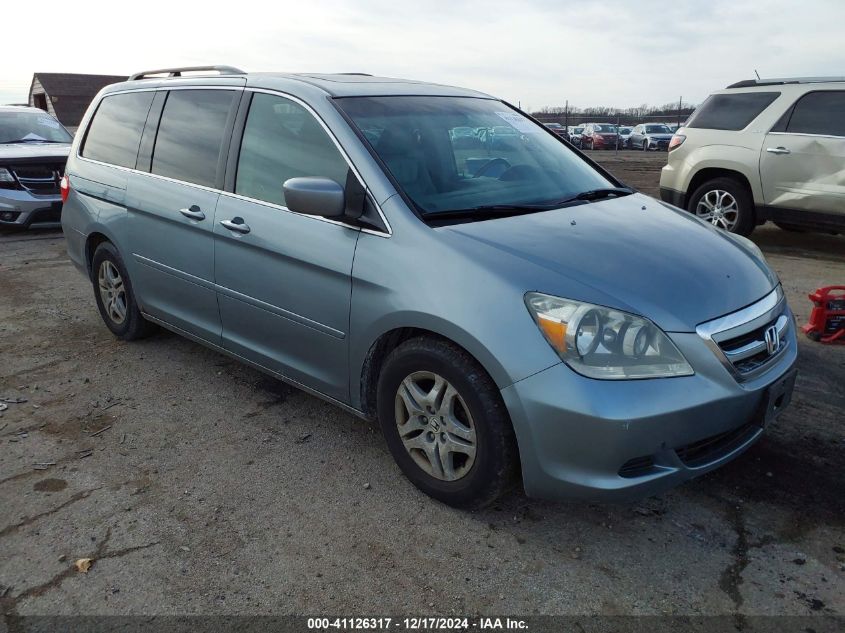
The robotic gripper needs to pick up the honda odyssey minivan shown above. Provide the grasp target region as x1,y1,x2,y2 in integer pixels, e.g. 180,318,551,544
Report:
61,66,798,508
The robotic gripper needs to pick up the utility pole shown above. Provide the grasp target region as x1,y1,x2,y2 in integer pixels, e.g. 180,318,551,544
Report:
677,95,683,128
565,100,569,131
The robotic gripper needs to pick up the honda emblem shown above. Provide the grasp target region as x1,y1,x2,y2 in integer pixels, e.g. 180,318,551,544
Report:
764,325,780,355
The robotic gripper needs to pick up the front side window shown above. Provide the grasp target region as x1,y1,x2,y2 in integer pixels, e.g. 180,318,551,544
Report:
235,93,349,207
686,92,780,131
82,92,154,168
786,91,845,137
336,96,614,217
151,90,235,187
0,110,73,145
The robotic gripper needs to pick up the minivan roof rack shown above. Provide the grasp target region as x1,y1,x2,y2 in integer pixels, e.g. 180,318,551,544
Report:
129,65,246,81
727,76,845,88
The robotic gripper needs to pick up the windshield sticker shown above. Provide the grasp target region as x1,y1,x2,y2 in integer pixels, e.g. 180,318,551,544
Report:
494,111,538,134
39,116,60,129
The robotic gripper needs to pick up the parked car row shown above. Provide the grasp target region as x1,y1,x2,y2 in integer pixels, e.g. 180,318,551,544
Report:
542,121,678,150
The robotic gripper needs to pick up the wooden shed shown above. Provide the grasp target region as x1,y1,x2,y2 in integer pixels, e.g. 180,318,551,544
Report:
28,73,127,131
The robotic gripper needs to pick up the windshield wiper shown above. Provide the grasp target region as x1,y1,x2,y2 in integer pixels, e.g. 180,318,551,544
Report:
423,203,562,222
0,138,56,144
539,187,634,206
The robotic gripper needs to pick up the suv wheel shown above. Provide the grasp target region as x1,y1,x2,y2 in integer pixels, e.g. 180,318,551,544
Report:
688,177,754,236
376,337,519,509
91,242,156,340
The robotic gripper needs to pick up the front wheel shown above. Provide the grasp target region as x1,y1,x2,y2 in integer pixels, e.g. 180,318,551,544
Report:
376,337,519,509
687,177,755,236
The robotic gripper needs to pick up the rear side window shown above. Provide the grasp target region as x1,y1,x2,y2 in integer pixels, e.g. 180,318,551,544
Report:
82,92,155,168
786,91,845,137
686,92,780,131
151,90,235,187
235,93,349,207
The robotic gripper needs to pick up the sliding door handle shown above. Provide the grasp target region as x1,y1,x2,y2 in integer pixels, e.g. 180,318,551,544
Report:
220,218,251,234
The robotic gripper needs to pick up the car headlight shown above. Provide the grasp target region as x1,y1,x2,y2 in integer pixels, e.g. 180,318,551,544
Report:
525,292,694,380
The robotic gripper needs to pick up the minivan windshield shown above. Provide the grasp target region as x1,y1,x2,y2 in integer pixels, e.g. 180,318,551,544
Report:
336,96,618,216
645,125,672,134
0,110,72,144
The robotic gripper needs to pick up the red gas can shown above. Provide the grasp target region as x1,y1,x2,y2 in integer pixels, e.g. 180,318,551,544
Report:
802,286,845,343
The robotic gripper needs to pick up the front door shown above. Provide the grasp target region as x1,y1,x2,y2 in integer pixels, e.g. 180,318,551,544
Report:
760,90,845,217
213,92,360,401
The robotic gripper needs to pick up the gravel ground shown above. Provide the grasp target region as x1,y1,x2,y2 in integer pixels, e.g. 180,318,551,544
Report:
0,151,843,623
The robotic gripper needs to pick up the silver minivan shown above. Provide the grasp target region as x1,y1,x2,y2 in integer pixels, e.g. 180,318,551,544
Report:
61,66,798,508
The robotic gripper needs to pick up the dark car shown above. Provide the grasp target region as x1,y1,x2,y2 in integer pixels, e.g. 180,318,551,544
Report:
580,124,620,150
543,122,569,141
0,106,72,228
628,123,674,151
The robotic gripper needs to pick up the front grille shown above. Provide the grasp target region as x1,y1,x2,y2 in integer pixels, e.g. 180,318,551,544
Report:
9,162,65,195
675,423,758,468
717,313,789,375
697,287,790,381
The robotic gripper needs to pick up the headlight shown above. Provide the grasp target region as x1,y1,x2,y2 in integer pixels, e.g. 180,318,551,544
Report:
0,167,17,189
525,292,694,380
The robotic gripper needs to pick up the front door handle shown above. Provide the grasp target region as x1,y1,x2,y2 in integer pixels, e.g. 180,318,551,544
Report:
766,146,791,155
220,218,251,234
179,205,205,220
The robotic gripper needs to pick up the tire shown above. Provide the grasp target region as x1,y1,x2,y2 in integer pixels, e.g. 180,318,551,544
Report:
376,337,519,509
687,177,755,236
773,221,808,233
91,242,156,340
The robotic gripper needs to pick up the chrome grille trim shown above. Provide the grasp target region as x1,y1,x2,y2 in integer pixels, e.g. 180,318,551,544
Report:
696,286,790,381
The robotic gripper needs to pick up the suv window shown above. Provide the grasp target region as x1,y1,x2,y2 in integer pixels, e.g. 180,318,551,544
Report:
786,91,845,137
235,93,349,207
82,92,155,168
151,90,235,187
686,92,780,131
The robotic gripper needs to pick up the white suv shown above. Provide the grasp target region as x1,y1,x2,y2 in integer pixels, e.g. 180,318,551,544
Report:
660,77,845,235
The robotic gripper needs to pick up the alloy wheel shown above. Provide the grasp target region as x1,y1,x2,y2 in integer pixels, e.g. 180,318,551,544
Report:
98,260,127,325
394,371,477,481
695,189,740,231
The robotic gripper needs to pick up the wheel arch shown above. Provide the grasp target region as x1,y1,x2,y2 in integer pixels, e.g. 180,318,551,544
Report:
84,230,114,280
357,325,510,421
686,167,757,217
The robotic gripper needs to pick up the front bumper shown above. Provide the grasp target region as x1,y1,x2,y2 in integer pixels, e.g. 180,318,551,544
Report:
0,189,63,228
659,187,685,209
502,309,798,502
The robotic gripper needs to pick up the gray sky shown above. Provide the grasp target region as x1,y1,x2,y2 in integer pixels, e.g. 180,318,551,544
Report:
3,0,845,110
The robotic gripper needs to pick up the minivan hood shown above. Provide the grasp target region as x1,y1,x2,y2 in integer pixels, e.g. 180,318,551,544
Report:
443,194,777,332
0,143,71,162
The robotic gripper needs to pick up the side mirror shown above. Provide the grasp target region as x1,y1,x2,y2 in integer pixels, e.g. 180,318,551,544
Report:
283,177,345,218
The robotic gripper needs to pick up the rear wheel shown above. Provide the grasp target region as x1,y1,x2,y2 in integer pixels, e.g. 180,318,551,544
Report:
688,177,755,236
376,337,519,509
91,242,156,340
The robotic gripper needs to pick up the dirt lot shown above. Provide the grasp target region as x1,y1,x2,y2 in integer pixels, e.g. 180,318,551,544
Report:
1,151,843,624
